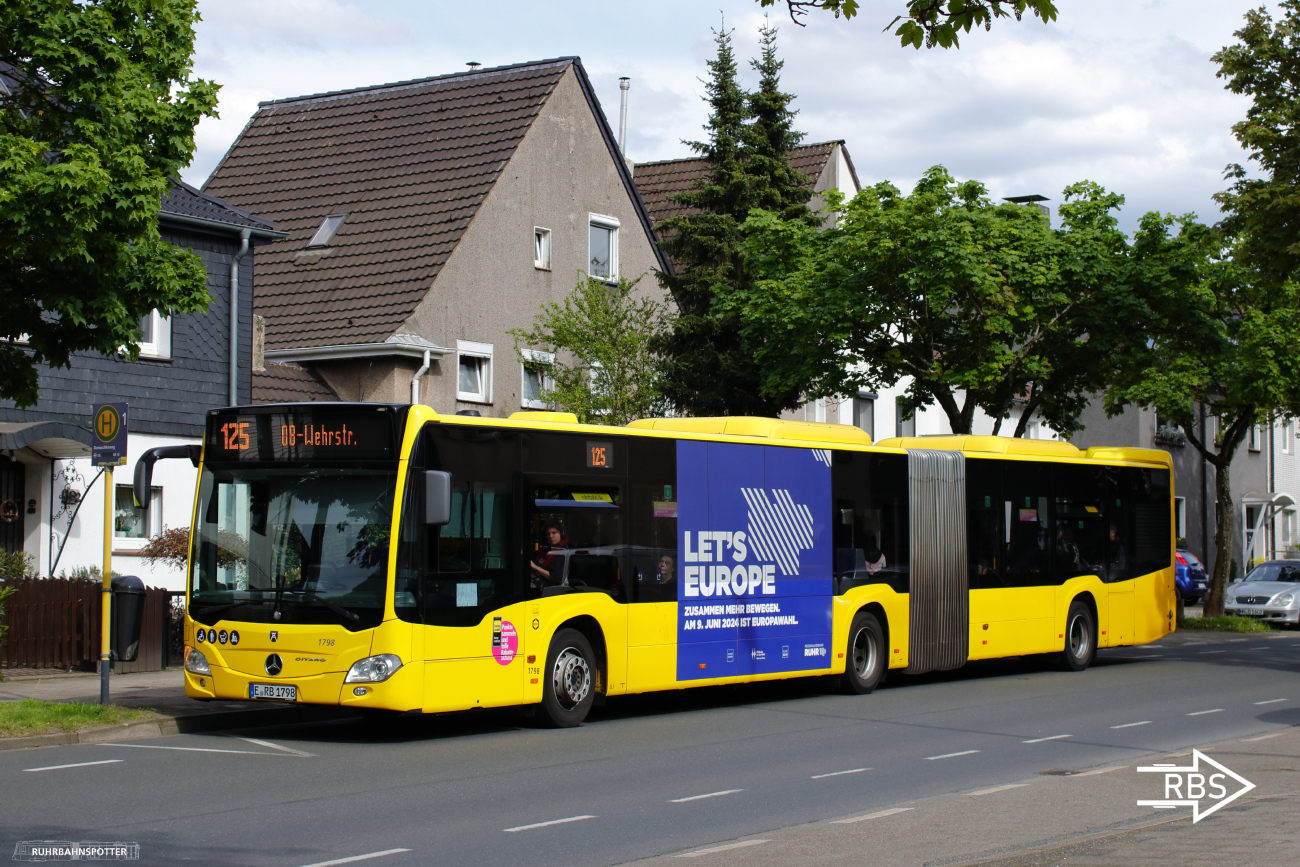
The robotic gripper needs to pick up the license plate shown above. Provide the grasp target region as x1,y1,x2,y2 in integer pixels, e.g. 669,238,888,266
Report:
249,683,297,701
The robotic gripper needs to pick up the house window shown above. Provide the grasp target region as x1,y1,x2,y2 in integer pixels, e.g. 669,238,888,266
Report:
1284,420,1293,454
1175,496,1186,541
456,340,493,404
308,213,347,247
895,398,915,438
1284,509,1296,547
854,394,875,439
115,485,161,541
534,227,552,270
588,213,620,281
520,349,554,408
1248,424,1261,452
137,309,172,359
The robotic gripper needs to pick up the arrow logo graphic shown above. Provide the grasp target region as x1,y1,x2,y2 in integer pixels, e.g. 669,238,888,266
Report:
1136,749,1256,823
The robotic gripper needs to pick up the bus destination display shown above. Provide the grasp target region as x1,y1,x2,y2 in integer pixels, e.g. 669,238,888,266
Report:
206,410,396,462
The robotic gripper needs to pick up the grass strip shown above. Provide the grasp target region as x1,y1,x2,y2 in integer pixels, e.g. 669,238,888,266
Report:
0,698,156,738
1181,615,1279,633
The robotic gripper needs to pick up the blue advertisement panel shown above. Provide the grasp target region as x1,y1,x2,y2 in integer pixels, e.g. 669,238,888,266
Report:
677,441,833,680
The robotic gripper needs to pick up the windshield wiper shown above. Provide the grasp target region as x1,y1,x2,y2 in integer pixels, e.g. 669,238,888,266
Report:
284,589,360,622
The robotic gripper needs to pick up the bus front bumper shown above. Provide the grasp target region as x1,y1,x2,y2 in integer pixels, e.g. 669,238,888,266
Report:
184,660,420,711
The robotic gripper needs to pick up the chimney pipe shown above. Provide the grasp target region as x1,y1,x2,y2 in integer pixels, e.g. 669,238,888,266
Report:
618,77,630,155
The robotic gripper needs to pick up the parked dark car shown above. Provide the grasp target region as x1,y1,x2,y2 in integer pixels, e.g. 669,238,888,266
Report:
1175,549,1209,605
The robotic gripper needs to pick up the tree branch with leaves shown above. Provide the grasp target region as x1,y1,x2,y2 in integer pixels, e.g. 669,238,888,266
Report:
759,0,1057,48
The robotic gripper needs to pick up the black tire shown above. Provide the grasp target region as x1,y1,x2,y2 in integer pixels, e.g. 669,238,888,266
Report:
538,628,597,727
841,611,885,695
1060,599,1096,672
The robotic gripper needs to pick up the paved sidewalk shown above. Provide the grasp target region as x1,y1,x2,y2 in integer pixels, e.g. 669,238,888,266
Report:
618,722,1300,866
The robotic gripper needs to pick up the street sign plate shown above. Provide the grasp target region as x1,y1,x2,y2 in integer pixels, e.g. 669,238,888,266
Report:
92,403,128,466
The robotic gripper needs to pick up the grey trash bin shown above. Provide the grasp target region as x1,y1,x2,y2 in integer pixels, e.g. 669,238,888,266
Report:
111,575,146,663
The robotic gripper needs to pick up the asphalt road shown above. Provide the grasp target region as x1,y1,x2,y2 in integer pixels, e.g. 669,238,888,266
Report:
4,630,1299,867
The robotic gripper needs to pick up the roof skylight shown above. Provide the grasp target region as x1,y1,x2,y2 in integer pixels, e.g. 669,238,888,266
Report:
308,213,347,247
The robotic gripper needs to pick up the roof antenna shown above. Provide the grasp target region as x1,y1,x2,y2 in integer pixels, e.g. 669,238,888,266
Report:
618,78,630,155
466,62,481,71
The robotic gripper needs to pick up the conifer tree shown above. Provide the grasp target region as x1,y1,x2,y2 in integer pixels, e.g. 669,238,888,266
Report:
653,21,812,417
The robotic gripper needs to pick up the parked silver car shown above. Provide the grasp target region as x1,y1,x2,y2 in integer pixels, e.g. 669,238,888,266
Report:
1227,560,1300,626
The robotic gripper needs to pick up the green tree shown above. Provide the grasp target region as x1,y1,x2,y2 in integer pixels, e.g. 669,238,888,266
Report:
511,275,669,427
0,0,219,407
731,167,1135,437
761,1,1058,48
653,21,813,417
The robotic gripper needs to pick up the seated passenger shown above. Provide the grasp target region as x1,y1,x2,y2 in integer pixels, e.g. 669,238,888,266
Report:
530,521,567,587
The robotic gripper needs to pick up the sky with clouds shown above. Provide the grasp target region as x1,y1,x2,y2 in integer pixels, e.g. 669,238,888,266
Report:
184,0,1264,233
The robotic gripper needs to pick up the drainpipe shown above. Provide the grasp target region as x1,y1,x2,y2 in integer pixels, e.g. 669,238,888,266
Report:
229,228,251,407
411,349,431,406
618,78,630,155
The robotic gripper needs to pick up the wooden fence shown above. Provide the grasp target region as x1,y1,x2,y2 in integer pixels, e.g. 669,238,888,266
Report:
0,577,179,672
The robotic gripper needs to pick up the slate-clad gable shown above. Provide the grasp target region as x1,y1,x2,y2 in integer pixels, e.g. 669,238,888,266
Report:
202,60,578,352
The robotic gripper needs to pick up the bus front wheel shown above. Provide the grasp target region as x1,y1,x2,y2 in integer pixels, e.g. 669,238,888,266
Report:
1060,599,1097,672
841,611,885,695
539,628,596,727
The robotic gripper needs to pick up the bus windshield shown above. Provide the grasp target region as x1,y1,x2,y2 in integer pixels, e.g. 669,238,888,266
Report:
189,466,396,630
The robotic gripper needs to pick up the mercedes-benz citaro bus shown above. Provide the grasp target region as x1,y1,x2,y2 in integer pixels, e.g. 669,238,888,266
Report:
136,403,1176,728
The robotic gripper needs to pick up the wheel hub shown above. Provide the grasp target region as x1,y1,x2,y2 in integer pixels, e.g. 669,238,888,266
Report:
552,648,591,710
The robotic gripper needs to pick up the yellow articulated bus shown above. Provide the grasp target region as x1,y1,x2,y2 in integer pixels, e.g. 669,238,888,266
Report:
136,403,1176,727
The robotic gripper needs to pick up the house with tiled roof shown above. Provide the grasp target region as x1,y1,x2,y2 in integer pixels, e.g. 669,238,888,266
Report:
0,181,282,587
202,58,669,413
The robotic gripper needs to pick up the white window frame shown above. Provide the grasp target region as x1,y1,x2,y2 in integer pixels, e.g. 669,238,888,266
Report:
1284,419,1293,454
456,339,494,404
534,227,552,270
114,484,162,550
588,213,620,283
1249,424,1261,452
520,348,554,409
309,213,347,248
1174,496,1186,541
137,309,172,360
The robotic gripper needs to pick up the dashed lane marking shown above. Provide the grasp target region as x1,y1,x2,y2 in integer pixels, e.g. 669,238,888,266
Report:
1254,699,1287,705
1073,766,1126,777
830,807,914,824
1110,721,1152,729
675,840,769,858
670,789,744,803
503,816,596,833
1023,734,1072,743
1200,650,1226,654
967,783,1029,796
924,750,979,760
98,743,289,756
811,768,869,779
23,759,123,773
234,736,316,757
298,850,411,867
1187,709,1225,716
1242,731,1290,742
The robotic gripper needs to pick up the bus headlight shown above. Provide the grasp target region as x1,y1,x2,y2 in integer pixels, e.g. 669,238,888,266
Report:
345,654,403,683
185,648,211,676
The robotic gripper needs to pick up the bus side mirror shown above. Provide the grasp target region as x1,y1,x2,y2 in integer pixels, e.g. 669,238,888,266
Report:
133,445,201,509
425,471,452,525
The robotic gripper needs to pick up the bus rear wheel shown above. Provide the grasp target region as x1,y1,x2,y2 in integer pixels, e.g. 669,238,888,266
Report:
539,628,596,727
841,611,885,695
1060,599,1096,672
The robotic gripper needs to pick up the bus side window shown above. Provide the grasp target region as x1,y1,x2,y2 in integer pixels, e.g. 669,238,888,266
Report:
1051,464,1107,583
966,458,1002,589
1004,460,1052,587
630,437,677,603
1102,467,1132,583
1133,468,1172,576
869,453,909,595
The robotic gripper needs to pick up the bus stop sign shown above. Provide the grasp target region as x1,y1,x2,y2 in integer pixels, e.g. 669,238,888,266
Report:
92,403,128,466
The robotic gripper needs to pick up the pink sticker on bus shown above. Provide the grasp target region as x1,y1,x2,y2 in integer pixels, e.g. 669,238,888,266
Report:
493,620,518,665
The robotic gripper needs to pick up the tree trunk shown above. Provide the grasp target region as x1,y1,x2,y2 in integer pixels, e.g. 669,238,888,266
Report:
1204,458,1236,617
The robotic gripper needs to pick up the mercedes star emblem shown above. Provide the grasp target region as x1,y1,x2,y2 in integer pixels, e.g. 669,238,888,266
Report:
264,653,283,676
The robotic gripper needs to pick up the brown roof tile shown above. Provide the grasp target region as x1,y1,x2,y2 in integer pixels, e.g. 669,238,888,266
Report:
203,60,575,350
252,363,338,403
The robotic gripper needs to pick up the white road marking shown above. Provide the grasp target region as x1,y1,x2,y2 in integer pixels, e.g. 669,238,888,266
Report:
234,736,315,757
1187,709,1225,716
1242,731,1290,742
670,789,744,803
924,750,979,760
23,759,123,773
675,840,769,858
503,815,595,833
98,743,285,755
1200,650,1226,654
967,783,1028,796
831,807,914,824
1022,734,1072,743
1254,699,1287,705
811,768,869,779
298,850,411,867
1110,721,1152,729
1073,766,1126,777
1228,638,1248,642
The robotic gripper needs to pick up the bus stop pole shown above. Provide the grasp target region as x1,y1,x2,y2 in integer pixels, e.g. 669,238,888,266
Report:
100,466,113,705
